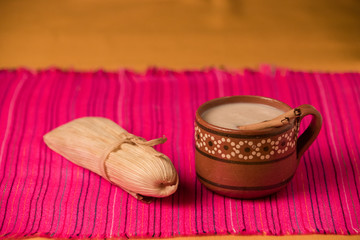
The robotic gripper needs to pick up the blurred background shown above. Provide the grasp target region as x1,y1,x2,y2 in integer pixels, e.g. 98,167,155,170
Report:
0,0,359,71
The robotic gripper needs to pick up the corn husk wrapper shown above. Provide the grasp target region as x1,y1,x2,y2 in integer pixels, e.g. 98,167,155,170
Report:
43,117,179,203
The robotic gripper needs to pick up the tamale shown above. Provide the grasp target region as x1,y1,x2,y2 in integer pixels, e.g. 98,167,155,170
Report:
43,117,179,202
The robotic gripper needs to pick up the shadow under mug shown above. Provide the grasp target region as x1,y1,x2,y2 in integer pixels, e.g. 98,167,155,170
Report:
194,95,322,199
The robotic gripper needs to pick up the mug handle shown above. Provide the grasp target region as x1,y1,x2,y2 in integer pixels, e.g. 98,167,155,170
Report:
295,104,323,159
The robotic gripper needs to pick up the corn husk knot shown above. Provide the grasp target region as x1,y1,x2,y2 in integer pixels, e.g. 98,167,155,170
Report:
43,117,179,203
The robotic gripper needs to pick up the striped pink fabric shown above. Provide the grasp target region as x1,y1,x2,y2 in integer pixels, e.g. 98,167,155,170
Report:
0,67,359,238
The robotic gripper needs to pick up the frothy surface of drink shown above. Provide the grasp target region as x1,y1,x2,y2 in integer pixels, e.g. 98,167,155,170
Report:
202,103,285,129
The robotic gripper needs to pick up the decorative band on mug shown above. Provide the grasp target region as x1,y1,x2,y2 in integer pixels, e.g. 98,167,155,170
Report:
196,172,294,191
195,125,296,161
195,146,296,165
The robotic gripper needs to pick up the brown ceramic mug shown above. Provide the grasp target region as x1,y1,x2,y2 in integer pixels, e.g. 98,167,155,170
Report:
194,96,322,199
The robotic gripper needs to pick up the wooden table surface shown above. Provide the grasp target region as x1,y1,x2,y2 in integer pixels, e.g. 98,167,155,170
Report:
0,0,359,72
1,0,360,239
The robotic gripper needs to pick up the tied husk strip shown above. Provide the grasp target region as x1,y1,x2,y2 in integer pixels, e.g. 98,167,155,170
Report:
43,117,179,202
99,133,167,182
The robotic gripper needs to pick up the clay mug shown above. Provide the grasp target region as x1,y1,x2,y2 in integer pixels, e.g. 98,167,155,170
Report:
194,96,322,199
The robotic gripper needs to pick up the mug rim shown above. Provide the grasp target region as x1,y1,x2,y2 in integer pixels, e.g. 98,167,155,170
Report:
196,95,293,136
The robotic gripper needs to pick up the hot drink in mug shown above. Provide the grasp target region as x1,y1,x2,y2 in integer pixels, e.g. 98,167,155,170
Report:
202,103,285,129
194,96,322,199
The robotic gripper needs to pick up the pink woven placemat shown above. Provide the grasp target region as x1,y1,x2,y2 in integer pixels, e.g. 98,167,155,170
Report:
0,67,359,238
